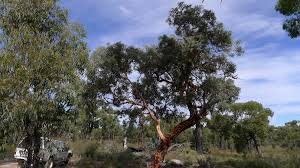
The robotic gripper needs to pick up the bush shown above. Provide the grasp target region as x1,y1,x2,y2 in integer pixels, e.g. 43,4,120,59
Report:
103,151,147,168
91,129,102,140
219,155,300,168
69,140,99,157
223,159,273,168
0,144,15,160
84,142,98,159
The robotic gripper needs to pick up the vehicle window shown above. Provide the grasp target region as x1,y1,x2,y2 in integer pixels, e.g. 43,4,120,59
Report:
53,141,66,149
18,137,51,148
17,138,28,148
47,140,68,151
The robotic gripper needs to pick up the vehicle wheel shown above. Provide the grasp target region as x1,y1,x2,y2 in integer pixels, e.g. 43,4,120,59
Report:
17,160,25,168
62,153,72,167
64,160,69,166
45,158,54,168
65,154,72,164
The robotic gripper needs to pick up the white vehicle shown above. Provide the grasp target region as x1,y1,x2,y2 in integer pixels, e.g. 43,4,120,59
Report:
14,137,72,168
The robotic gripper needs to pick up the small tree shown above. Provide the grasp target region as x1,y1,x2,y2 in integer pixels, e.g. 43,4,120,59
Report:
208,114,235,149
230,101,273,155
275,120,300,149
97,108,124,140
91,2,241,167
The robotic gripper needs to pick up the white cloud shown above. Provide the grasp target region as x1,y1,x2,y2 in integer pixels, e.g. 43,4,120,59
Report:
119,6,131,15
84,0,285,47
199,0,300,125
235,47,300,121
201,0,285,41
90,1,174,46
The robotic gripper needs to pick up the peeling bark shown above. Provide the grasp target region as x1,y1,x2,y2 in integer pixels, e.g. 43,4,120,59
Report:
148,140,171,168
145,103,167,142
148,110,207,168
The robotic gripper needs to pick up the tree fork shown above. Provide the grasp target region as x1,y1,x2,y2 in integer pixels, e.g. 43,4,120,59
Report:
148,111,207,168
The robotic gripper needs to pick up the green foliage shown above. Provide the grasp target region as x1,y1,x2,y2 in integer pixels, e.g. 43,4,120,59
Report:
276,0,300,38
0,144,15,160
207,101,273,154
84,142,99,159
88,3,241,149
0,0,88,166
270,120,300,149
208,114,235,149
224,159,273,168
0,0,88,136
71,139,146,168
221,154,300,168
208,114,234,140
124,115,157,144
77,151,147,168
230,102,273,154
91,108,124,140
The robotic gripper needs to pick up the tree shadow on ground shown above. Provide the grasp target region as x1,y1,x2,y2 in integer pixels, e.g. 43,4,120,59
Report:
74,150,148,168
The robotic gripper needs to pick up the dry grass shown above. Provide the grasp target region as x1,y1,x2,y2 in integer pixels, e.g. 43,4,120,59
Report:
164,145,300,168
8,139,295,168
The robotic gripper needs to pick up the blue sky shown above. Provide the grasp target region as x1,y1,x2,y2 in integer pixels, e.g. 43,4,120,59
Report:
62,0,300,126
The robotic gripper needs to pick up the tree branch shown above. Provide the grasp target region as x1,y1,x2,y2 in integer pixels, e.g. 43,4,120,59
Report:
142,100,167,143
154,72,173,85
168,107,208,141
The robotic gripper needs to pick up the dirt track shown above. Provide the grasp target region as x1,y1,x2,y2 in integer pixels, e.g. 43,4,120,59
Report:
0,160,76,168
0,162,17,168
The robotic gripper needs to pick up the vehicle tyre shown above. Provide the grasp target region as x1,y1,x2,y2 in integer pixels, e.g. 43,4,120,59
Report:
62,153,72,167
45,158,54,168
17,160,26,168
64,160,69,166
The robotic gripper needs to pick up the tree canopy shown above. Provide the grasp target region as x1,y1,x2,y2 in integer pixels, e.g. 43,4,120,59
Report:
230,101,273,155
0,0,88,166
276,0,300,38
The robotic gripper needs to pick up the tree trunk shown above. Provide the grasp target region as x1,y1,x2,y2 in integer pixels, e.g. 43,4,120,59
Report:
219,136,226,150
148,112,207,168
24,130,41,168
148,140,171,168
32,129,41,168
195,122,204,154
25,135,33,168
253,137,262,156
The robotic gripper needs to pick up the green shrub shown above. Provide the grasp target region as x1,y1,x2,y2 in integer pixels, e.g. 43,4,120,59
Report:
219,155,300,168
101,151,147,168
224,159,273,168
91,129,102,140
84,142,98,159
0,144,15,160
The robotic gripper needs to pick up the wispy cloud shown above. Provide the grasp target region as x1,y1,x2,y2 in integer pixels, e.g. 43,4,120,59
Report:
119,6,131,16
235,46,300,125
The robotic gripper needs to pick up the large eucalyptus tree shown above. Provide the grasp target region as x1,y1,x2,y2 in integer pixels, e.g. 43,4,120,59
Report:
90,2,242,167
0,0,88,167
